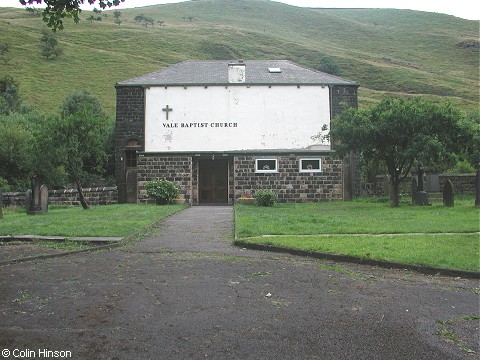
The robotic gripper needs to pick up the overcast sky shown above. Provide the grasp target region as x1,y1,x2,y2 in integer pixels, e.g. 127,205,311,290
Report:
2,0,479,20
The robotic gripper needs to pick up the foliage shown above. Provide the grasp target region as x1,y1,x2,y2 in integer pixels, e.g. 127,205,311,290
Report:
0,43,11,65
20,0,125,31
145,179,179,204
40,30,63,59
254,190,277,207
0,75,21,115
330,96,463,206
446,160,476,174
47,91,110,209
459,110,480,169
318,56,340,76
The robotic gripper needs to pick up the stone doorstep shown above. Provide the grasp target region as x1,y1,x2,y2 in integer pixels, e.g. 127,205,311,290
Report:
0,235,123,244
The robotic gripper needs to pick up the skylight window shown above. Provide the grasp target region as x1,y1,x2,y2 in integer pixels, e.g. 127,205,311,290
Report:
268,67,282,73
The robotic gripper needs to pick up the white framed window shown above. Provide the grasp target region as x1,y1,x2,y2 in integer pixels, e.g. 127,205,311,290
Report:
255,158,278,173
299,158,322,173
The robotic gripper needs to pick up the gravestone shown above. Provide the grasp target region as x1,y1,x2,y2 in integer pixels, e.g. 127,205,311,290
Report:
25,189,32,211
0,190,3,219
411,177,417,204
417,165,424,191
415,165,429,206
26,179,48,215
443,180,454,207
40,185,49,213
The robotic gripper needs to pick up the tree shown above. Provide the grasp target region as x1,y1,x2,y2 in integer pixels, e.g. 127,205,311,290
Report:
20,0,125,31
0,109,65,192
40,30,63,59
49,91,110,209
0,75,21,115
458,110,480,206
113,9,121,25
318,56,340,76
330,96,463,207
0,43,11,65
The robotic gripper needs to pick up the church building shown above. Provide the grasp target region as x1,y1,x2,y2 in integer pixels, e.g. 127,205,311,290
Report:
114,60,359,204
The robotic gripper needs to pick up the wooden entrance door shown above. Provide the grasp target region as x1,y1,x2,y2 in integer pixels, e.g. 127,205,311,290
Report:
199,160,228,204
125,150,138,203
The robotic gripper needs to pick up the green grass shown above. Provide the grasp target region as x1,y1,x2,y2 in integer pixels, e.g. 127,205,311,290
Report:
0,0,478,115
235,197,480,237
0,204,185,237
239,234,479,271
235,197,480,271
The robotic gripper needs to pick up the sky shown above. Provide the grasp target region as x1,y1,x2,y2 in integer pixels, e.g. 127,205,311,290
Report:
2,0,479,20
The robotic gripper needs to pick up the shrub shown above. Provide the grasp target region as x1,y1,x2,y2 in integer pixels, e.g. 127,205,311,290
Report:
254,190,277,207
145,179,179,205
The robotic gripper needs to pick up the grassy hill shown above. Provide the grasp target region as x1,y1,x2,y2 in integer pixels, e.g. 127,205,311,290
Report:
0,0,478,115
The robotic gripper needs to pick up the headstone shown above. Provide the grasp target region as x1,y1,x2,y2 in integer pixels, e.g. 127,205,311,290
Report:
25,189,32,212
443,180,454,207
26,178,48,215
411,177,417,204
417,165,424,191
0,190,3,219
40,185,48,213
426,173,440,192
415,165,429,205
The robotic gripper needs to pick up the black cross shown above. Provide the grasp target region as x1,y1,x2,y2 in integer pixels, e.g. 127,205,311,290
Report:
162,105,173,120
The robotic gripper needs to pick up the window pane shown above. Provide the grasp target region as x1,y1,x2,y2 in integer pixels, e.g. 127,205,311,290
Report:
300,158,321,172
256,159,277,172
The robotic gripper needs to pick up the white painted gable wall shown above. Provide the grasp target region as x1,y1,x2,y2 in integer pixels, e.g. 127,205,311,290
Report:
144,85,331,152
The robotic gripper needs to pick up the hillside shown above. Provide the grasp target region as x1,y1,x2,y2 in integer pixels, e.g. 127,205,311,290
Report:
0,0,478,115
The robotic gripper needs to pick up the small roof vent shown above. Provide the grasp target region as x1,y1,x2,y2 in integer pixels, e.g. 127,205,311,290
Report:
268,67,282,73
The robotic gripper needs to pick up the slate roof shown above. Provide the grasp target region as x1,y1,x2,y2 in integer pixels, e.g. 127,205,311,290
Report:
117,60,357,86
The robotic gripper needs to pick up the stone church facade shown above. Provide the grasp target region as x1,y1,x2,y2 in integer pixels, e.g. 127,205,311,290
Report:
115,60,359,204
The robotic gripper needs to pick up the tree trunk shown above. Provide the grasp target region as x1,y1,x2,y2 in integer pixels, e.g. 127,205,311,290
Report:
75,179,90,210
391,181,400,207
475,166,480,208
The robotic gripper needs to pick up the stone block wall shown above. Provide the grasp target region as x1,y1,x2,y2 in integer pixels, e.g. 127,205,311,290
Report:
233,155,343,202
439,174,476,194
115,86,145,203
2,187,118,207
331,85,358,117
137,155,192,203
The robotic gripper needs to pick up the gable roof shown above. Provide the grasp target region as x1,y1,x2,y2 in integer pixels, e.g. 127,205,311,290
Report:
117,60,357,86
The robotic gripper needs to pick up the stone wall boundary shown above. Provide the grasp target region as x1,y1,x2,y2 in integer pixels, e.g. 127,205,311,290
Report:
2,187,118,207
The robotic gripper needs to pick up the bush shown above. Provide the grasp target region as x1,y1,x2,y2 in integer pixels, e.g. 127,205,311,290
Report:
145,179,179,205
254,190,277,207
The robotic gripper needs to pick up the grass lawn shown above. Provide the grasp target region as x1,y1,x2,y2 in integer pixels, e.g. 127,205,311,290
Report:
235,197,480,272
0,204,186,238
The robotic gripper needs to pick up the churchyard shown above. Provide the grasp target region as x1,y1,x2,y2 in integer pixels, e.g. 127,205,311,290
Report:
1,197,478,272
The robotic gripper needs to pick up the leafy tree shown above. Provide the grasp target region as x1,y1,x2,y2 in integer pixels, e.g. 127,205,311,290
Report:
49,91,110,209
20,0,125,31
458,110,480,206
0,109,65,192
0,113,34,191
40,30,63,59
25,6,41,16
0,43,11,65
330,96,463,207
318,56,340,76
0,75,21,115
113,9,121,25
